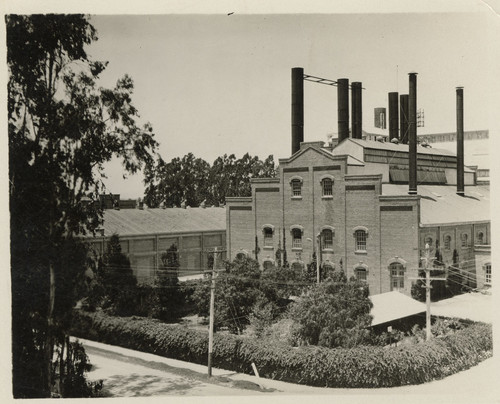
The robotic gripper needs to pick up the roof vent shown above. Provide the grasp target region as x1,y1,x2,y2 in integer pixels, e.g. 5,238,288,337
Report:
390,138,399,144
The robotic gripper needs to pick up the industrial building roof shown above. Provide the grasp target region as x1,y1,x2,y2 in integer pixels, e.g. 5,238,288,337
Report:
100,207,226,237
370,291,426,326
382,184,490,226
348,138,456,157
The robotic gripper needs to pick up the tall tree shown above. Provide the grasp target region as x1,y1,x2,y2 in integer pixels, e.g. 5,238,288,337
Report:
8,14,157,397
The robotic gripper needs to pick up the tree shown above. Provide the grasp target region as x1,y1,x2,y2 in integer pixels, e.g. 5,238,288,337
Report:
153,243,183,321
192,256,265,334
8,15,157,397
97,234,137,315
288,274,373,348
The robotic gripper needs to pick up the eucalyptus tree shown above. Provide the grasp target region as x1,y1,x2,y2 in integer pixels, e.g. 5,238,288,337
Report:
8,14,157,397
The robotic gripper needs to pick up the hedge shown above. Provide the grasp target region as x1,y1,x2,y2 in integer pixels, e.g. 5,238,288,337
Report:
71,310,492,388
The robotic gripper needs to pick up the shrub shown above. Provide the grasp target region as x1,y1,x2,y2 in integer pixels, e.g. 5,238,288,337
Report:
71,310,492,388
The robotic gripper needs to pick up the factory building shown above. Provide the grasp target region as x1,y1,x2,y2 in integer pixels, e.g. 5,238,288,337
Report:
87,201,226,283
226,69,490,296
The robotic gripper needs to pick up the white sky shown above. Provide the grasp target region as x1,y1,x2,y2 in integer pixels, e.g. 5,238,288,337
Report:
3,1,500,199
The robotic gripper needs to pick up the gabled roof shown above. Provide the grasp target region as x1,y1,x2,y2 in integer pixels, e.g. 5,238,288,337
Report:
370,291,426,326
279,142,345,164
382,184,490,226
99,207,226,237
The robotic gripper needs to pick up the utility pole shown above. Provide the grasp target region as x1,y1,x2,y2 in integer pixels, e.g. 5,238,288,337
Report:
208,247,217,377
411,243,446,341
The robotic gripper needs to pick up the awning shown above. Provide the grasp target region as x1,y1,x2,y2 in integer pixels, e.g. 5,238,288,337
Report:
369,291,426,326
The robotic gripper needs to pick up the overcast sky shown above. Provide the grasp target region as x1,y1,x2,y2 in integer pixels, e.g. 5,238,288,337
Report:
5,1,499,198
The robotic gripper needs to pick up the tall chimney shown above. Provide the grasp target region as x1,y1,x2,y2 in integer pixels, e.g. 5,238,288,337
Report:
337,78,349,142
400,94,409,144
408,73,418,195
351,82,362,139
388,92,399,141
456,87,464,196
291,67,304,155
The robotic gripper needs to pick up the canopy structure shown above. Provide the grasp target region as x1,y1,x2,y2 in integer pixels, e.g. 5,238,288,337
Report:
369,291,426,326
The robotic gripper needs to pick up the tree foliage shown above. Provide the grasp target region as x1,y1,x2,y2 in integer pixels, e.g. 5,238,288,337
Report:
144,152,277,207
8,14,157,397
288,273,373,348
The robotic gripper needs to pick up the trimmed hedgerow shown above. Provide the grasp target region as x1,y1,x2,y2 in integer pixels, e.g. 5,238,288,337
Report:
71,310,492,388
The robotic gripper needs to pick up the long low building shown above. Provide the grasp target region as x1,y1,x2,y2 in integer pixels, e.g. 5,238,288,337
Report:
87,205,226,283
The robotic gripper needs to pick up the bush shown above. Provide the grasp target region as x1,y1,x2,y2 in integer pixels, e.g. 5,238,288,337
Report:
71,310,492,388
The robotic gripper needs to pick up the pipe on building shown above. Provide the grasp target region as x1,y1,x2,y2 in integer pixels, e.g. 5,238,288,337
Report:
291,67,304,155
408,73,418,195
337,78,349,142
351,82,362,139
400,94,409,144
388,92,399,141
456,87,465,196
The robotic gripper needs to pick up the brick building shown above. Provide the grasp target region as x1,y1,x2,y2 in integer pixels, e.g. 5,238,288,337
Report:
87,204,226,283
226,140,489,296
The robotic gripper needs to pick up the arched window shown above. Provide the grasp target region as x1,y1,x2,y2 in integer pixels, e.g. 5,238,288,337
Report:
389,262,405,291
263,226,274,247
424,236,433,248
461,233,469,248
263,259,274,271
290,176,303,197
355,267,367,282
291,260,304,271
235,249,249,260
322,228,334,250
477,231,484,245
444,235,452,250
292,228,303,249
322,178,333,196
354,229,367,252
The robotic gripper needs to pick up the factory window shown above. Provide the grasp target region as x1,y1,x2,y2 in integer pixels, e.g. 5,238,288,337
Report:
292,228,303,249
461,233,469,248
477,231,484,245
263,226,274,248
444,235,452,250
291,260,304,271
355,267,367,282
322,178,333,196
389,262,405,291
354,229,367,252
322,229,334,250
484,263,491,285
290,177,303,198
263,259,275,271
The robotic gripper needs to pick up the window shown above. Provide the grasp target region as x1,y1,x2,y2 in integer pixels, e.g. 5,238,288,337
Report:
355,230,367,252
236,250,249,260
477,232,484,245
322,229,333,250
291,179,302,197
322,178,333,196
461,233,469,248
291,261,304,271
444,235,451,250
263,260,274,271
485,263,491,285
263,227,273,247
424,236,433,249
355,267,367,282
389,262,405,291
292,228,302,249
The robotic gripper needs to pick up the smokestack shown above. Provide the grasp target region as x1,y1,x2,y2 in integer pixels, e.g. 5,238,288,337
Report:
291,67,304,155
408,73,418,195
388,92,399,141
337,78,349,142
351,81,363,139
400,94,409,144
456,87,464,196
351,82,362,139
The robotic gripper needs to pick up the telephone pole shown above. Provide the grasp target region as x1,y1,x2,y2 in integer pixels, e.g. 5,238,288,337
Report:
207,247,217,377
412,243,446,341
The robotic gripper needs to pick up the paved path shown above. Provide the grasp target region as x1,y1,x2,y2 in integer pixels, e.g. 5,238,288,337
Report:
79,338,499,401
